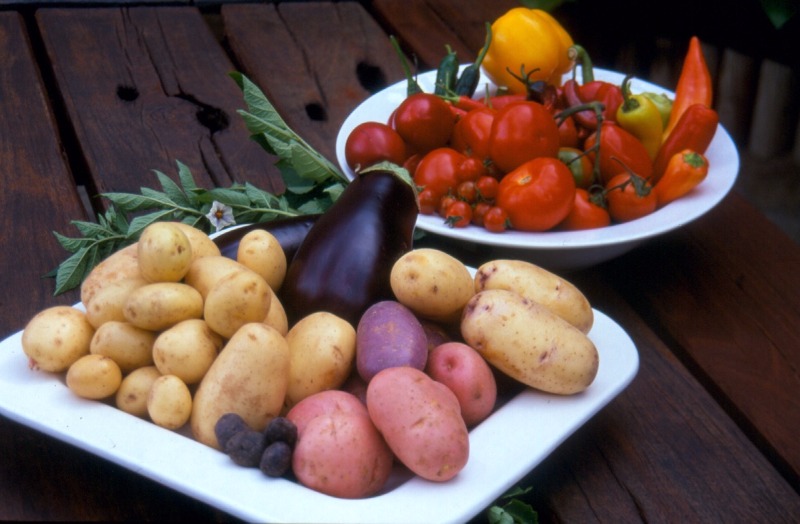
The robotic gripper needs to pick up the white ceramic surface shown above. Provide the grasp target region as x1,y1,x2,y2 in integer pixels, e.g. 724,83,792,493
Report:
0,304,638,523
335,68,739,271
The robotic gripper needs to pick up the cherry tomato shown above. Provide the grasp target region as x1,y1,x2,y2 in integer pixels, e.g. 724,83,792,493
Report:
605,173,657,222
450,106,495,161
438,194,458,217
344,121,407,172
456,181,478,203
475,175,499,201
483,206,510,233
496,157,576,231
558,188,611,230
456,156,487,182
393,93,455,154
472,201,492,227
444,200,473,228
558,114,580,148
418,188,440,215
558,147,596,189
488,101,560,174
413,148,467,201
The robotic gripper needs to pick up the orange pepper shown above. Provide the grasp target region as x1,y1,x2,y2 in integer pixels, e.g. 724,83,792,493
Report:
654,149,709,207
663,36,713,140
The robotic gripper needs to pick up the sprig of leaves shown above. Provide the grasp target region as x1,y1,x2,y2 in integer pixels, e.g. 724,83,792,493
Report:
50,73,351,296
487,486,539,524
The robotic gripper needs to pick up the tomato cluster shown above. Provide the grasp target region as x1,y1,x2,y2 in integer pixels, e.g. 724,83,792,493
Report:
343,86,687,233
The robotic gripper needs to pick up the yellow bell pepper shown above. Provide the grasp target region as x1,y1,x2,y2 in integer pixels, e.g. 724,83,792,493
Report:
482,8,574,95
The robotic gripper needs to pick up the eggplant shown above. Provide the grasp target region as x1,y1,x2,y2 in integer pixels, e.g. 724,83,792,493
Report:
279,168,418,326
212,214,320,262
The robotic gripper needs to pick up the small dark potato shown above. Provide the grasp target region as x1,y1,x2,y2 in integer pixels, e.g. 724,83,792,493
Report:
214,413,249,451
260,441,293,477
225,429,267,467
264,416,298,448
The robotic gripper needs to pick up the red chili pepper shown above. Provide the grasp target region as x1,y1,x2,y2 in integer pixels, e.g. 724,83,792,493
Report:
654,149,709,207
584,121,653,185
561,45,623,130
651,103,718,184
663,36,713,139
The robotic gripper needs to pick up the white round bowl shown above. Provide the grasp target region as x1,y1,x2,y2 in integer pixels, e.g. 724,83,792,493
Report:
335,68,739,271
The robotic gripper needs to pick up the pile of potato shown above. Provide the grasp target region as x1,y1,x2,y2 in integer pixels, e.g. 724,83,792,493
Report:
20,221,599,499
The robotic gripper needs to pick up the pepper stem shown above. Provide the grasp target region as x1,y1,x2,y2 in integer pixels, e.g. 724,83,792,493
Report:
568,44,595,84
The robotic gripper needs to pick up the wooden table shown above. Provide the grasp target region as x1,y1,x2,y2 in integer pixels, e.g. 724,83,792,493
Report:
1,1,798,521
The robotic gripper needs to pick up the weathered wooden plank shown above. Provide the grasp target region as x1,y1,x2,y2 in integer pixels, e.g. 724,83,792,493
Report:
0,12,83,336
36,7,283,199
222,1,406,163
596,192,800,489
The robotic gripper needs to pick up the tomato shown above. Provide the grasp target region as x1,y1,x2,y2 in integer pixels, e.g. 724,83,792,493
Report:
456,181,478,203
413,148,466,200
418,188,440,215
558,147,595,189
483,206,510,233
444,200,472,228
393,93,455,154
558,114,580,148
344,121,407,172
450,106,495,161
402,153,422,177
472,201,492,227
488,101,560,174
558,188,611,230
605,173,657,223
456,156,487,182
496,157,576,231
437,194,458,217
475,175,499,201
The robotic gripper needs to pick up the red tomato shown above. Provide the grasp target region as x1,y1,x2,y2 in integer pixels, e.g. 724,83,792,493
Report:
450,106,495,161
605,173,657,222
558,188,611,230
558,115,580,148
344,121,407,172
584,121,653,185
418,188,440,215
496,157,576,231
413,148,467,201
393,93,455,153
471,201,492,227
444,200,473,228
475,175,499,201
456,181,478,203
483,206,510,233
488,101,560,174
456,156,487,182
558,147,596,189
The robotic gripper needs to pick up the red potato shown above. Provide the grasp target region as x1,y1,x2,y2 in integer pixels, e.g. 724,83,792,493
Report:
426,342,497,427
286,390,393,499
356,301,428,382
367,367,469,482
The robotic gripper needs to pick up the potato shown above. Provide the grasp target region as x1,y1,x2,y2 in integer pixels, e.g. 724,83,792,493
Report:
236,229,287,291
355,300,428,382
263,287,289,336
284,312,356,409
152,319,222,384
287,390,393,499
474,259,593,334
116,365,161,417
183,255,243,299
123,282,204,331
426,342,497,427
191,323,290,449
147,374,193,430
66,354,122,399
171,222,221,260
390,248,474,323
203,269,272,339
81,243,141,306
89,320,156,373
137,222,193,283
85,275,148,329
366,366,469,482
22,306,94,373
461,289,599,395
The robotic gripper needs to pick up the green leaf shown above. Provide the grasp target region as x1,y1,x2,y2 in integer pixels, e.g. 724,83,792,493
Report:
155,170,191,207
52,232,94,253
72,219,113,238
205,187,251,207
176,160,198,192
127,209,180,238
102,192,162,212
53,247,96,296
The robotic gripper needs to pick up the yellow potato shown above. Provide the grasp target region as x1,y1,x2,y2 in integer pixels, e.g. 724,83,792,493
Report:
137,222,193,283
191,323,290,449
236,229,287,291
203,269,272,339
152,319,223,384
66,354,122,399
263,287,289,336
84,276,149,329
475,259,593,333
22,306,94,373
123,282,203,331
171,222,221,260
183,255,244,299
116,365,162,417
89,320,156,374
390,248,475,323
284,312,356,409
461,289,599,395
147,374,193,430
80,243,141,306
